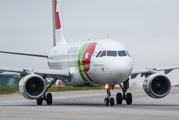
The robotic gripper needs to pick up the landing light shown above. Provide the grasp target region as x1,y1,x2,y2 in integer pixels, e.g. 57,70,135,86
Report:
105,84,109,89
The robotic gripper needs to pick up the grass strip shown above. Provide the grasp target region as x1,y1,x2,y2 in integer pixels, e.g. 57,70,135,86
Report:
0,85,18,94
47,86,103,92
0,86,103,94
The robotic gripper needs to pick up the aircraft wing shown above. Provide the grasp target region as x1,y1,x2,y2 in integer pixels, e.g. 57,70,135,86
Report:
0,67,70,80
131,65,179,79
0,51,48,58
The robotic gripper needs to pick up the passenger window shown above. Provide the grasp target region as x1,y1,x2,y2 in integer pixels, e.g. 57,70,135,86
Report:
118,51,127,57
96,51,102,57
107,51,117,56
100,51,106,57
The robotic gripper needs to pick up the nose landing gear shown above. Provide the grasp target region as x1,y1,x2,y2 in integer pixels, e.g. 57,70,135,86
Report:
104,84,115,106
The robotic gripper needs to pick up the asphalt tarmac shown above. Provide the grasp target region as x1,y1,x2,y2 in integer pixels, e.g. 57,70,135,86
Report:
0,87,179,120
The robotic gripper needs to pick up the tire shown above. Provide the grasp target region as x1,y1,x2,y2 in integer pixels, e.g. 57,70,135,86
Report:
36,97,43,105
126,93,132,105
47,93,52,105
116,93,123,104
110,98,114,106
104,98,109,106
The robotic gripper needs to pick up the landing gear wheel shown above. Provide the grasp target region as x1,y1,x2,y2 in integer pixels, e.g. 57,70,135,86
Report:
47,93,52,105
110,98,114,106
116,93,123,104
36,97,43,105
126,93,132,105
104,98,109,106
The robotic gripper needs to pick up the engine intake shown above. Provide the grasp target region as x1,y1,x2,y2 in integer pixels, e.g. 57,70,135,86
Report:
143,73,171,98
19,74,46,99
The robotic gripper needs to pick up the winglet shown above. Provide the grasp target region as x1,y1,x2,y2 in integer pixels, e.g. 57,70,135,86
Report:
52,0,66,46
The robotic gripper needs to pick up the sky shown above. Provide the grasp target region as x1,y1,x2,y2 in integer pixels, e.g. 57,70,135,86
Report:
0,0,179,86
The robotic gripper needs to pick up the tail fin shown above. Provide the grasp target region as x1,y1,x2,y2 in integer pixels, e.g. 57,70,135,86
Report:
52,0,66,46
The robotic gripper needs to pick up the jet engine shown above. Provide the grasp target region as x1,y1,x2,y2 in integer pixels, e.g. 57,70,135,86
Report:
19,74,46,99
143,73,171,98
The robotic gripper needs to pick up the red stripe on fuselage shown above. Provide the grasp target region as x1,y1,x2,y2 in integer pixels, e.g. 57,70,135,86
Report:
83,42,97,81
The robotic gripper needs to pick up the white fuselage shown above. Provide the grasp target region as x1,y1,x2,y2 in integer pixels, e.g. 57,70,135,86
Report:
48,39,133,87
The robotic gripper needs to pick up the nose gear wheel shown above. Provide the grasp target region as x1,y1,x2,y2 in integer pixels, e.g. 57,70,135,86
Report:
104,84,115,106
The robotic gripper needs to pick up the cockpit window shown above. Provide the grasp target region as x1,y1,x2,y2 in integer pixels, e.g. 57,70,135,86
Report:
118,51,127,57
126,51,131,57
96,50,130,57
96,51,102,57
100,51,106,57
107,51,117,56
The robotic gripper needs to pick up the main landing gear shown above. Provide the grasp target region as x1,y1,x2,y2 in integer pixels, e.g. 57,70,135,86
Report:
116,80,132,105
104,79,132,106
36,78,57,105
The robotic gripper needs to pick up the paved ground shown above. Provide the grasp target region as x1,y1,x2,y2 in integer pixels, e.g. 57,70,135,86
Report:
0,87,179,120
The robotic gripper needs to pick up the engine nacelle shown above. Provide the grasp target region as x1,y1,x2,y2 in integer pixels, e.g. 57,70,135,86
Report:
143,73,171,98
19,74,46,100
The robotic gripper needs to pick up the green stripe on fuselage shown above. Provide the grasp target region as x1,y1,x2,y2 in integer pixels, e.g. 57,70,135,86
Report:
77,43,90,81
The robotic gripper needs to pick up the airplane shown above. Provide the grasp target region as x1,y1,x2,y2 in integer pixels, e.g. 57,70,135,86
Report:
0,0,179,106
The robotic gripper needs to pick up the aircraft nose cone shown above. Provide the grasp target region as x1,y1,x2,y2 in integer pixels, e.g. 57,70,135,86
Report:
103,58,133,84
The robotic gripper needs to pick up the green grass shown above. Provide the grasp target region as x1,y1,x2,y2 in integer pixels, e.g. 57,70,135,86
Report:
0,85,103,95
0,85,18,95
47,86,103,92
